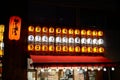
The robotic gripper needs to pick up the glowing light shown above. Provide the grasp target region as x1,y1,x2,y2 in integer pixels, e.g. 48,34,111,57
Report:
87,38,92,44
49,36,54,43
35,26,41,32
42,27,48,33
75,29,80,35
103,68,107,71
93,47,98,53
56,37,61,43
0,24,5,32
92,30,97,36
28,44,34,51
49,27,54,33
98,39,104,45
75,46,80,52
93,38,98,45
99,47,104,53
62,37,68,43
42,45,48,51
69,37,74,43
35,35,41,42
81,38,87,44
87,30,92,36
28,26,34,32
35,45,41,51
62,28,67,34
87,47,92,53
28,35,34,41
62,46,68,52
75,37,80,44
56,28,61,34
69,46,74,52
81,30,86,36
42,36,48,42
56,46,61,52
49,45,54,51
81,46,87,53
111,67,115,71
69,28,74,34
98,31,103,36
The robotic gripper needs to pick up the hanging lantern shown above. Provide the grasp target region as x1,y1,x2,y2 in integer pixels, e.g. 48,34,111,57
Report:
49,27,54,33
92,30,98,37
87,30,92,36
35,26,41,32
62,28,67,34
69,28,74,35
81,29,86,36
56,28,61,34
8,16,21,40
98,31,103,37
75,46,80,52
62,46,68,52
28,44,34,51
75,29,80,35
49,45,54,52
28,26,34,32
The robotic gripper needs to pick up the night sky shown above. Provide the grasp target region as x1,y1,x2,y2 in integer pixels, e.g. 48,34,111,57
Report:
0,0,120,61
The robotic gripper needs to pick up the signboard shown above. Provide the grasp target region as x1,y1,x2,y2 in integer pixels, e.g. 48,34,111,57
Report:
8,16,21,40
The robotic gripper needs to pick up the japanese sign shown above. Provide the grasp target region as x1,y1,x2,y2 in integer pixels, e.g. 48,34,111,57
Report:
8,16,21,40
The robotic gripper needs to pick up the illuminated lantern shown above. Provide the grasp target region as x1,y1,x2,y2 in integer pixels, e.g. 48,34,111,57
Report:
0,24,5,32
42,27,48,33
49,27,54,33
93,38,98,45
35,45,41,51
87,47,93,53
62,37,68,43
87,30,92,36
75,37,80,44
93,47,98,53
8,16,21,40
69,37,74,43
56,37,61,43
28,35,34,42
56,28,61,34
0,33,3,41
75,46,80,52
28,26,34,32
69,46,74,52
92,30,98,37
42,45,48,51
63,46,68,52
99,47,104,53
49,45,54,51
98,31,103,36
35,26,41,32
62,28,67,34
28,44,34,51
81,46,87,53
87,38,92,44
0,50,3,56
81,30,86,36
98,39,104,45
56,46,61,52
42,36,48,42
81,38,87,44
69,28,74,35
75,29,80,35
49,36,55,43
35,35,41,42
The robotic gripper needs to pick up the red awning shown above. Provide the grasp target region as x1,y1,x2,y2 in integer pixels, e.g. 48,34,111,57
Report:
30,55,112,63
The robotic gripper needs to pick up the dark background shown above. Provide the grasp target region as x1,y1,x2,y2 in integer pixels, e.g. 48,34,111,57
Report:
0,0,120,61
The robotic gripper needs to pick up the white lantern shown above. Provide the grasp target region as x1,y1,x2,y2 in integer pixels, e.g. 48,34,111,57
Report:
56,37,61,43
62,37,68,43
87,38,92,44
35,35,41,42
75,37,80,44
98,39,104,45
49,36,55,43
42,36,48,42
28,35,34,42
93,38,98,45
69,37,74,43
81,38,87,44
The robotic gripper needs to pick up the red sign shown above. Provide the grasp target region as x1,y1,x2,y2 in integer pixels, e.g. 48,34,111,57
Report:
8,16,21,40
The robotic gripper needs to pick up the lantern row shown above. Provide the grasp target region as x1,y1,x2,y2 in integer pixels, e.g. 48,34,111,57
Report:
27,44,104,53
28,35,104,45
28,26,104,37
